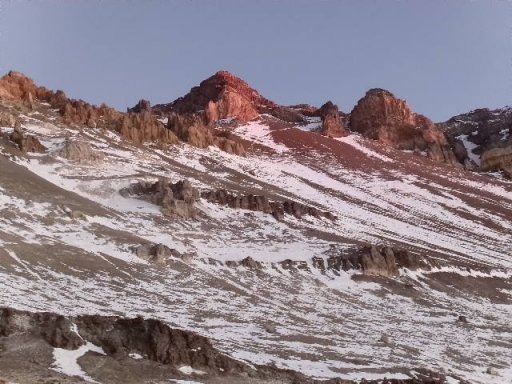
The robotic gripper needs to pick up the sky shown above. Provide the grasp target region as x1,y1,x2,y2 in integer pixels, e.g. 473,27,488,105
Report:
0,0,510,121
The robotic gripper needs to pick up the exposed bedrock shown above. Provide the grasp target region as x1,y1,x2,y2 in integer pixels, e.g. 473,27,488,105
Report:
0,111,17,128
318,101,349,138
350,89,460,166
440,107,512,176
54,138,104,162
0,307,454,384
201,189,336,221
480,145,512,177
120,178,200,218
7,126,47,153
320,245,432,277
227,246,433,278
153,70,276,124
132,243,182,264
167,112,245,155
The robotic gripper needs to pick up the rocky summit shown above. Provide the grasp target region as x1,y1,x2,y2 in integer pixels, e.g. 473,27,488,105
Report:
0,70,511,384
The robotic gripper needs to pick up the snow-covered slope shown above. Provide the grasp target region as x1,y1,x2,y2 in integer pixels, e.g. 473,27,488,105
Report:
0,107,511,383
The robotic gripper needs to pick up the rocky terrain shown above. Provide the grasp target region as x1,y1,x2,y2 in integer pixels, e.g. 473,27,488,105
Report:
0,70,511,384
439,107,512,177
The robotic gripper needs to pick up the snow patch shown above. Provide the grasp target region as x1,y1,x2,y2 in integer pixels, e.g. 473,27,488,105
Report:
178,366,207,375
52,342,105,383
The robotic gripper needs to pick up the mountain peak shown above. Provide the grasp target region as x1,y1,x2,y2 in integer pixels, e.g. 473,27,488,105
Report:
153,70,276,123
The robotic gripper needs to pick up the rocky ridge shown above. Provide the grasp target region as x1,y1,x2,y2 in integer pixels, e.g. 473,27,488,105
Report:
440,107,512,176
201,189,336,221
0,307,455,384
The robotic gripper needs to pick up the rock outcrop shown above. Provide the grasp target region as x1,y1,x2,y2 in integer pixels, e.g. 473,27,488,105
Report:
8,126,47,153
0,71,181,146
441,107,512,177
0,307,84,349
318,101,348,138
55,139,104,162
0,112,16,128
120,178,200,218
60,100,180,146
127,98,151,114
227,246,432,278
311,246,432,277
153,71,277,125
0,307,446,383
201,189,336,221
480,146,512,177
350,89,460,166
0,71,49,104
167,113,245,155
132,243,182,264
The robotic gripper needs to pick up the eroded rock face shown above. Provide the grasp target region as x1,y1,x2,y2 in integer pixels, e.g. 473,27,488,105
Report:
480,146,512,177
318,101,348,138
154,71,277,125
55,139,104,162
9,127,47,153
441,107,512,177
0,307,83,349
350,89,459,165
0,112,16,128
167,113,245,155
227,245,433,278
132,243,182,264
127,99,151,114
60,100,180,146
0,307,446,384
120,178,200,218
0,71,49,104
343,245,432,277
201,189,336,221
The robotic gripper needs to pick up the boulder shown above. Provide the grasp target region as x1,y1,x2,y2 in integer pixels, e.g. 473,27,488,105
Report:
133,243,180,264
55,139,104,162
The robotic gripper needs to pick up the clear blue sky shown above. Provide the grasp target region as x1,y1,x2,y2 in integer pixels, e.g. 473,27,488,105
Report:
0,0,510,121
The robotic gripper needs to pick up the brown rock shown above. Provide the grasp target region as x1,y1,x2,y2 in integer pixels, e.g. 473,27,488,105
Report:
121,178,199,219
240,256,262,270
481,145,512,177
318,101,348,138
128,99,151,114
154,71,277,124
0,307,84,350
202,189,335,221
0,112,16,127
9,127,47,153
133,243,180,264
324,246,431,277
167,112,245,155
350,89,460,166
55,139,104,162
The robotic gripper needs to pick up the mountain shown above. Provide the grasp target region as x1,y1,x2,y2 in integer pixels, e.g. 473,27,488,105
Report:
0,70,511,384
440,107,512,177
